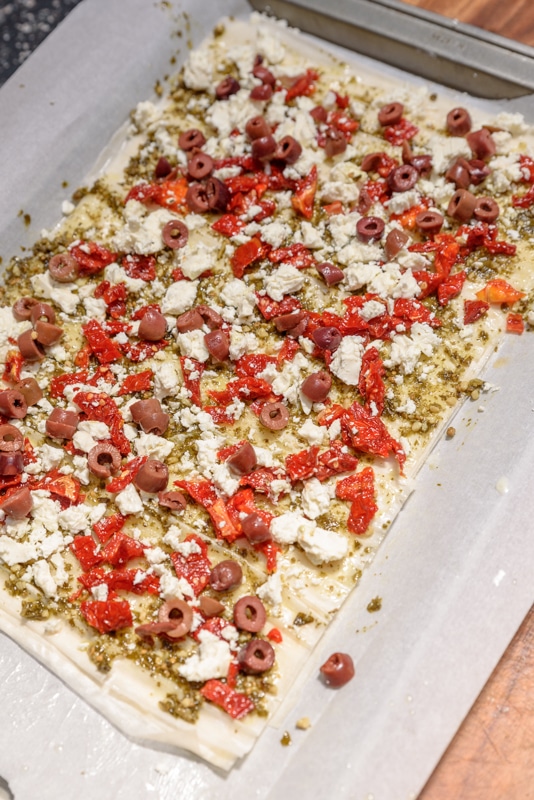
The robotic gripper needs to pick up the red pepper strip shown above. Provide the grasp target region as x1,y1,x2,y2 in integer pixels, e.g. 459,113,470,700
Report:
518,154,534,182
33,470,81,505
276,337,300,366
383,118,419,145
464,299,489,325
122,253,156,281
200,679,255,720
170,534,211,595
475,278,526,305
358,180,390,210
80,599,133,634
211,214,245,237
49,371,89,399
323,201,344,216
71,536,103,571
506,313,525,334
255,540,279,573
78,567,160,596
268,243,315,269
118,370,153,396
255,295,302,321
327,109,359,136
2,351,23,383
94,281,128,319
336,466,378,535
106,457,147,494
174,479,217,508
207,377,273,406
437,271,466,307
458,223,517,257
286,446,319,482
267,627,283,643
226,661,240,690
70,241,117,276
217,441,247,462
74,391,130,456
225,173,268,196
239,467,285,496
393,298,441,329
100,532,146,568
314,441,359,482
512,184,534,208
82,319,122,364
231,236,267,278
434,236,460,278
121,340,168,362
131,304,161,321
358,347,386,415
207,498,241,542
179,356,204,407
291,164,317,220
234,353,277,376
285,68,319,102
338,402,406,471
125,176,188,210
389,200,430,231
93,513,127,543
226,488,274,533
74,344,91,369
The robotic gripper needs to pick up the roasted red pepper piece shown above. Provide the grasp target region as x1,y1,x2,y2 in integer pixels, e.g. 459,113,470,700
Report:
93,513,127,543
125,176,188,210
106,569,160,595
314,440,359,482
80,599,133,634
239,467,285,496
475,278,526,305
506,313,525,334
336,466,378,535
70,241,117,276
202,406,236,425
464,299,489,324
82,319,123,364
211,213,245,237
331,402,406,470
255,295,302,321
74,391,130,455
122,253,156,281
94,280,128,319
200,679,255,720
267,627,283,643
174,479,217,508
170,534,211,595
284,68,319,102
106,456,146,493
2,351,23,384
268,243,315,269
276,337,300,366
383,118,419,145
71,536,103,571
179,356,204,407
437,271,467,306
34,470,81,505
358,346,386,415
49,371,89,399
207,377,273,406
118,370,153,396
255,540,279,573
121,340,168,362
207,498,241,542
291,165,317,220
100,532,146,568
393,298,441,329
286,446,319,482
231,236,267,278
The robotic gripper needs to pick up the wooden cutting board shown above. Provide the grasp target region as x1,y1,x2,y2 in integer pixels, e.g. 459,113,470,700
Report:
400,5,534,798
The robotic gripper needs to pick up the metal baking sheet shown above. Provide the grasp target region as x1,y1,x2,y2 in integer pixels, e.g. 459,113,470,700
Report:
0,1,533,798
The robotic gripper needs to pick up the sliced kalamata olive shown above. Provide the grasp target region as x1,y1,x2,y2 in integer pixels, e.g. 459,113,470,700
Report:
196,305,224,330
34,320,63,347
158,597,193,638
324,129,347,158
301,371,332,403
0,452,24,476
233,595,266,633
12,297,38,321
311,326,342,352
48,252,79,282
130,397,161,423
216,76,240,100
287,317,307,338
415,210,444,236
0,486,33,519
138,308,167,341
273,311,307,333
18,329,45,362
205,177,230,212
446,107,472,136
0,390,27,419
45,408,79,439
447,188,477,222
178,128,206,151
135,621,177,640
378,101,404,126
14,377,42,406
251,135,277,162
316,261,344,285
199,595,225,617
241,512,272,544
467,159,491,185
158,490,187,511
210,559,243,592
410,154,433,177
274,135,302,165
154,156,173,179
360,152,383,173
176,308,204,333
310,105,327,123
88,442,122,479
204,329,230,361
466,128,496,160
250,84,273,101
162,219,189,249
388,164,418,192
384,228,410,259
185,183,210,214
474,196,500,223
356,216,385,243
245,115,271,140
319,652,355,687
227,442,257,476
252,63,276,86
139,412,170,436
134,459,169,493
259,402,289,431
445,158,471,189
188,152,214,180
238,638,275,674
0,424,24,452
30,302,56,325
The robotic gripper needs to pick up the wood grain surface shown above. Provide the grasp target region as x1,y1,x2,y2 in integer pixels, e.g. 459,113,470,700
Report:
401,0,534,47
399,3,534,798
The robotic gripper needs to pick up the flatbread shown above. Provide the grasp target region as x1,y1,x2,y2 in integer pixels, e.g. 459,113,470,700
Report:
0,15,533,770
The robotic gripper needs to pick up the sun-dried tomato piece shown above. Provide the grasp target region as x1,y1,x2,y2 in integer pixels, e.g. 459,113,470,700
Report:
70,241,117,276
256,295,302,321
34,470,81,505
100,532,146,568
358,347,386,415
93,513,127,543
336,466,378,535
174,479,217,508
234,353,277,376
179,356,204,406
276,338,300,366
121,340,168,362
106,457,146,493
170,534,211,595
71,536,103,571
231,237,267,278
80,599,132,634
118,370,153,396
107,569,160,595
239,467,284,496
200,679,255,719
342,402,405,470
74,391,130,455
211,213,245,237
207,377,273,406
383,118,419,145
122,254,156,281
94,280,128,319
286,447,320,482
464,299,489,324
207,498,241,542
82,320,122,364
314,441,359,482
268,243,315,269
437,271,467,306
393,298,441,328
506,313,525,334
284,68,319,102
126,176,188,210
291,165,317,220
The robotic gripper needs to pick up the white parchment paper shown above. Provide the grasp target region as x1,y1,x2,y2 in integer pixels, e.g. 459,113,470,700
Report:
0,1,533,798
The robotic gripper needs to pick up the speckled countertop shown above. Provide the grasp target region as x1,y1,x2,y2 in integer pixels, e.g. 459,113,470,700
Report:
0,0,83,85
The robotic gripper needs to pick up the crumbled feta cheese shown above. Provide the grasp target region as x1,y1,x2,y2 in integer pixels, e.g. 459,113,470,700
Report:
114,483,144,515
178,630,233,681
264,264,305,301
161,280,199,315
329,335,365,386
